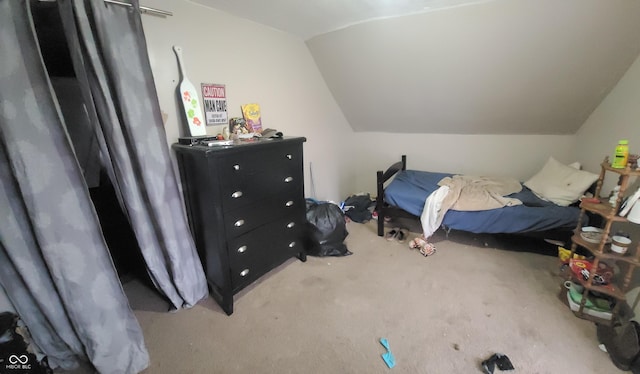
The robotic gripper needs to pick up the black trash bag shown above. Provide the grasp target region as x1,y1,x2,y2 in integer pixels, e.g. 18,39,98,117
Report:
343,193,375,223
598,321,640,373
305,201,352,257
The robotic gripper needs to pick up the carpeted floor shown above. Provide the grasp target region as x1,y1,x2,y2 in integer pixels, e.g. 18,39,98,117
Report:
118,219,623,373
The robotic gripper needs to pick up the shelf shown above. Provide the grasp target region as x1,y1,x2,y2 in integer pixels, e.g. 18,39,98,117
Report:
579,200,628,222
569,309,614,326
571,234,640,265
601,161,640,177
562,156,640,326
565,271,626,300
557,288,615,326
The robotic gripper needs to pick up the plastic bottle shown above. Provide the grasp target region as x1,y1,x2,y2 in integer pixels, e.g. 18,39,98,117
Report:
612,139,629,169
609,185,620,205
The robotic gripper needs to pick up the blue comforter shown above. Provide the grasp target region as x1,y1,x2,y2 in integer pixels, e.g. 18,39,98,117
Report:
384,170,581,233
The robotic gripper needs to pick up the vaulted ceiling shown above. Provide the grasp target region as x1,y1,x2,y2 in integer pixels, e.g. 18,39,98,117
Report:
193,0,640,134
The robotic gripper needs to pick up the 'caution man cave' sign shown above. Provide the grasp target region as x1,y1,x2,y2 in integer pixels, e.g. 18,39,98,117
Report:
201,83,228,125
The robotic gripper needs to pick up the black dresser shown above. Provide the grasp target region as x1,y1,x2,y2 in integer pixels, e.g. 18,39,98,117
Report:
172,136,307,315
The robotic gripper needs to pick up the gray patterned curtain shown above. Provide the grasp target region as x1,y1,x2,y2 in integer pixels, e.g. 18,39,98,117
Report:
0,1,148,372
1,0,208,372
57,0,208,310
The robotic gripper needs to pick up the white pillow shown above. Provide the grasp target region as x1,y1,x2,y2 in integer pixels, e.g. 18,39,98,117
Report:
524,157,599,206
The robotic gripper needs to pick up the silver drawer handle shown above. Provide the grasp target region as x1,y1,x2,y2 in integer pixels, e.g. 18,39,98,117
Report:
286,222,295,229
289,242,296,248
240,269,249,277
284,176,293,183
234,219,245,227
237,245,247,253
233,164,240,171
285,200,294,207
231,191,243,198
286,154,292,160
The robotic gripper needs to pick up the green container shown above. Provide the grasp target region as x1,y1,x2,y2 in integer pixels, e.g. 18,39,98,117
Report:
612,139,629,169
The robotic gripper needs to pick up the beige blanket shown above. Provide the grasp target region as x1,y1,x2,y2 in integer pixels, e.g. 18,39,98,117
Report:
438,175,523,212
420,175,524,239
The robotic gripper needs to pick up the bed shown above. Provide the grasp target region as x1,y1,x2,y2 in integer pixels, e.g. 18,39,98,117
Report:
375,155,598,239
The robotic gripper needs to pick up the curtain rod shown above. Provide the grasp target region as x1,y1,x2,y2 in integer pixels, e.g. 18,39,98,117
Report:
39,0,172,17
104,0,172,16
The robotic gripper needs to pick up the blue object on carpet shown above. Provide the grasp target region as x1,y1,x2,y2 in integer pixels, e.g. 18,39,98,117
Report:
380,338,396,368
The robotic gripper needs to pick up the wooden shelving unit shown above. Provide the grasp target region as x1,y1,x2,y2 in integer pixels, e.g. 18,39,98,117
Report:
563,156,640,325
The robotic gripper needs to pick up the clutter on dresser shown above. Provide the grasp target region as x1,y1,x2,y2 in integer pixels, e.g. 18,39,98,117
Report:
177,135,232,146
177,129,285,148
229,117,250,137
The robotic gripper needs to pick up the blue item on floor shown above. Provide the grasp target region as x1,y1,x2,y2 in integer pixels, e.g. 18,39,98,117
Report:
380,338,396,368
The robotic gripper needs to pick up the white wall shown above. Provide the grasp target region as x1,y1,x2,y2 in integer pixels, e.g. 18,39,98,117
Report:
575,54,640,194
140,0,635,204
139,1,585,202
347,133,578,194
141,0,354,202
307,0,640,136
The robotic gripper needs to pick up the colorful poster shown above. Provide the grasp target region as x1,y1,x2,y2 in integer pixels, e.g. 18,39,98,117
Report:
241,103,263,133
201,83,228,125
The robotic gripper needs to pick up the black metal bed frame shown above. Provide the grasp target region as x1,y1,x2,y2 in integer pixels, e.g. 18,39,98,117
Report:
375,155,420,236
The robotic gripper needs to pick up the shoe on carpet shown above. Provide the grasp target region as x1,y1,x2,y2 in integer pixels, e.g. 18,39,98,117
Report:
385,228,400,241
396,229,407,244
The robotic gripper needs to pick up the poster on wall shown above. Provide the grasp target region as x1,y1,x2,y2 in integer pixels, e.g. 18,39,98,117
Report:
201,83,228,125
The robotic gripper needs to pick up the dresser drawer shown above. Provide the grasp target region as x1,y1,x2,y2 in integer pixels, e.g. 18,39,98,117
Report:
220,169,301,212
228,217,303,290
223,189,304,238
217,143,302,178
217,144,302,211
